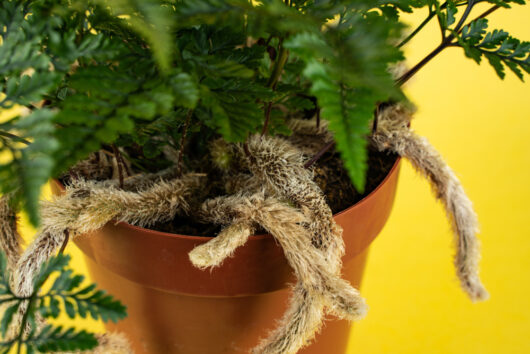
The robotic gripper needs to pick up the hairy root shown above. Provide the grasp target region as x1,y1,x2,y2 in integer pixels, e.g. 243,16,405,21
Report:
5,173,204,353
193,189,366,353
287,118,333,156
373,104,488,301
189,221,254,269
251,284,324,354
90,332,132,354
238,135,344,271
0,196,23,271
1,105,489,354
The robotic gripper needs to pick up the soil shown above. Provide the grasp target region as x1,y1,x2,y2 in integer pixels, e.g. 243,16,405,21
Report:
315,145,398,214
62,142,398,237
151,144,398,236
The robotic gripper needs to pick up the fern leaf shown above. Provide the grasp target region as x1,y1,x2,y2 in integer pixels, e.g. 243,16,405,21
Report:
457,19,530,81
28,325,98,353
0,110,58,226
96,0,175,71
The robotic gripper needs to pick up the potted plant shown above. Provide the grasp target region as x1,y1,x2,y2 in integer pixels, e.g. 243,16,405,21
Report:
0,0,528,353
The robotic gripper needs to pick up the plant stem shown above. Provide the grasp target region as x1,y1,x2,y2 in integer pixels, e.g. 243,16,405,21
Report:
262,39,289,136
458,4,500,34
396,42,448,86
397,10,436,48
0,131,30,145
243,141,251,157
396,0,483,86
14,228,71,354
176,109,193,177
16,289,36,354
453,0,476,33
261,102,273,135
434,2,447,41
111,145,124,188
58,230,70,255
304,140,335,168
267,41,288,90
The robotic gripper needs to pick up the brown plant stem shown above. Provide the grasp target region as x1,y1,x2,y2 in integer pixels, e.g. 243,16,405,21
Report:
397,11,436,48
459,5,500,34
262,39,289,136
396,42,449,86
176,109,193,177
58,230,70,255
304,140,335,169
397,0,482,86
111,145,124,188
262,102,273,136
243,141,251,157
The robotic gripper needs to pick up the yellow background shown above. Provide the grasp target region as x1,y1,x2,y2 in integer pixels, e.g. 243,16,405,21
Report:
10,3,530,354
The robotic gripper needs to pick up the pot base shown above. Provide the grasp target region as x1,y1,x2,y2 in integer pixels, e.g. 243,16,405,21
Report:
84,248,369,354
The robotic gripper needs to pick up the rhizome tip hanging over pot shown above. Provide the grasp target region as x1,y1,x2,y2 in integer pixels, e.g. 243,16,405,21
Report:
1,104,487,354
1,0,528,352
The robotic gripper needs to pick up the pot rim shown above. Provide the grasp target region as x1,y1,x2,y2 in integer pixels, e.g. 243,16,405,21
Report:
53,155,401,240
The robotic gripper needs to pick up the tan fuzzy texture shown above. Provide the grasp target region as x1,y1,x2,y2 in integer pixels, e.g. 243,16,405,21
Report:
388,61,408,80
210,138,234,171
69,150,187,193
372,104,488,302
8,173,202,352
195,191,365,353
287,119,330,137
89,332,132,354
251,284,324,354
188,221,254,269
0,196,23,271
67,151,114,181
43,173,204,234
3,103,488,354
287,119,333,156
192,135,367,353
15,173,203,298
0,196,25,340
239,135,344,273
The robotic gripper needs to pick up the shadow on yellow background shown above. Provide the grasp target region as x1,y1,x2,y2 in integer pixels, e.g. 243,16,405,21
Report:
10,4,530,354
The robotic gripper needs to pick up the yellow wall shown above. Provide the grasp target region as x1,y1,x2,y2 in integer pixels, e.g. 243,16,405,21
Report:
349,4,530,354
9,3,530,353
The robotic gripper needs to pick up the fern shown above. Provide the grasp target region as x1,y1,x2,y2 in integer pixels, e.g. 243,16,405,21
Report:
26,326,98,353
1,0,529,350
285,10,404,192
456,19,530,80
0,252,126,353
0,110,58,226
95,0,176,71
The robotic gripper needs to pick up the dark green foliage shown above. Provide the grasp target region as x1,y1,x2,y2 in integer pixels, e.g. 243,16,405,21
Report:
0,0,528,225
285,9,404,191
457,19,529,80
27,326,99,353
0,251,126,353
0,110,58,226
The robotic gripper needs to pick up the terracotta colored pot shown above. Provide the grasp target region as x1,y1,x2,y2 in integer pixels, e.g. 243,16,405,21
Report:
50,158,401,354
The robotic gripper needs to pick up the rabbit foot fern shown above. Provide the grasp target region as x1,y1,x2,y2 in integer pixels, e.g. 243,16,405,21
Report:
0,217,131,353
1,119,487,353
372,104,488,301
0,173,205,353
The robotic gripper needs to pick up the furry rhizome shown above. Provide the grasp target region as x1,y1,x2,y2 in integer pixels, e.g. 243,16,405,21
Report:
1,173,204,353
2,112,488,354
190,133,367,354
